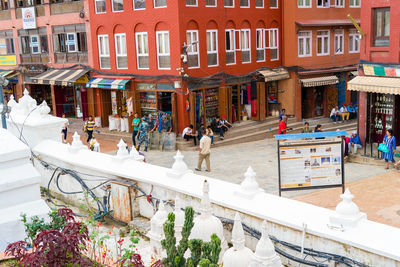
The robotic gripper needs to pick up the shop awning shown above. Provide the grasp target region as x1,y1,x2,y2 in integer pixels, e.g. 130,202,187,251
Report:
259,68,289,82
300,76,339,87
31,69,89,86
86,78,131,90
351,71,359,76
0,70,17,78
348,76,400,95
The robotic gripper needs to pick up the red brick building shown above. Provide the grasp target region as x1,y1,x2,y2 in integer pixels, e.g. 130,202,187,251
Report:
281,0,360,121
348,0,400,145
87,0,283,132
0,0,93,119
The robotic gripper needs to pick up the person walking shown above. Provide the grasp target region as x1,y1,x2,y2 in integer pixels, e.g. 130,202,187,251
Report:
132,112,141,147
159,115,172,150
278,116,287,134
349,131,362,154
182,124,197,146
301,122,312,133
137,117,149,152
195,129,211,172
61,113,68,143
383,129,396,169
84,115,96,144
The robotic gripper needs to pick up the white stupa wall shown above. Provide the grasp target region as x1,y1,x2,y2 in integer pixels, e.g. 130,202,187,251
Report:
0,129,50,251
6,90,67,148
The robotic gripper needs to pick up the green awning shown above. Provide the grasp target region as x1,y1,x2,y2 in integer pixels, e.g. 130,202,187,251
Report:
86,78,131,90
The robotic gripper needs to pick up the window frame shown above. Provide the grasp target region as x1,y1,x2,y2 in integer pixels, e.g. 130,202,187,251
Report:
154,0,167,8
156,31,170,70
112,0,123,12
66,32,77,53
241,28,251,63
95,0,106,14
297,30,312,57
224,0,234,8
186,0,197,7
316,30,330,56
334,29,344,55
225,29,236,65
0,36,15,55
240,0,249,8
349,0,360,8
135,32,149,70
266,28,279,61
373,7,390,47
98,34,110,69
256,28,265,62
186,30,200,69
206,29,218,67
30,35,40,54
335,0,344,8
298,0,311,8
114,33,127,69
133,0,145,10
255,0,264,8
349,29,360,53
269,0,278,9
317,0,329,8
205,0,216,7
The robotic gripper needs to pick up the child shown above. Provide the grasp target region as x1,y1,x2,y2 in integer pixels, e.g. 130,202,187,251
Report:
206,125,214,144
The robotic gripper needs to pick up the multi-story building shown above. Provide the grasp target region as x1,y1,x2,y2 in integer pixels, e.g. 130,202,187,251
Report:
348,0,400,146
281,0,360,120
0,0,93,118
87,0,283,132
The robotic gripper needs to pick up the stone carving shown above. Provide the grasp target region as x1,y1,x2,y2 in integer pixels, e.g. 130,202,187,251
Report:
147,201,168,256
174,196,185,242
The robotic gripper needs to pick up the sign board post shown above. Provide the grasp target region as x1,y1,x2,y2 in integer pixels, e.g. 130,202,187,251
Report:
275,131,346,196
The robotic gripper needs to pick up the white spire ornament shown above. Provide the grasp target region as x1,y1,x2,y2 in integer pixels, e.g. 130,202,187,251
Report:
329,189,366,228
147,201,168,256
250,221,283,267
116,139,129,159
130,145,144,161
235,166,264,199
167,150,192,178
68,132,87,153
222,212,253,266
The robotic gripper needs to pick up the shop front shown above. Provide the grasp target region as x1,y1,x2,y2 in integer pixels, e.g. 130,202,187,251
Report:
31,68,90,118
348,76,400,145
299,75,339,119
0,69,18,102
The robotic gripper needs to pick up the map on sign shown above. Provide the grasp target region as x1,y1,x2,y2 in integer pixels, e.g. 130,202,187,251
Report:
279,141,343,190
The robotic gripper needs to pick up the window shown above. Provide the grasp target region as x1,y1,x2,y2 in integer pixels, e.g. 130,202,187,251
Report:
256,29,264,62
335,0,344,8
241,29,251,63
66,33,77,52
224,0,233,7
112,0,123,11
30,35,40,54
334,29,344,54
298,0,311,8
317,0,329,8
317,30,329,55
298,31,311,57
349,29,360,53
270,0,277,8
0,0,10,10
186,30,199,68
95,0,106,13
0,31,15,55
240,0,249,7
266,28,278,60
206,30,218,66
154,0,166,8
225,29,235,65
349,0,360,8
135,32,149,69
98,34,110,69
115,33,127,69
54,32,87,53
156,31,170,69
205,0,216,6
374,8,390,47
255,0,263,8
186,0,196,6
134,0,145,9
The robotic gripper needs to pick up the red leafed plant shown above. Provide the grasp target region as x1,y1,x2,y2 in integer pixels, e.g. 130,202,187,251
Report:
5,209,96,266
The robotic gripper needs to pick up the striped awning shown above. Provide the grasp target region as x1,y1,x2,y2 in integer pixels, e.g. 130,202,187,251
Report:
86,78,131,90
259,68,289,82
31,69,89,86
351,71,359,76
0,70,17,78
348,76,400,95
300,76,339,87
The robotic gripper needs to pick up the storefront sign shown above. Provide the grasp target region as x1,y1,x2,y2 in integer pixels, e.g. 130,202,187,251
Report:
22,7,36,29
136,83,155,90
0,55,17,66
276,132,345,196
363,64,400,78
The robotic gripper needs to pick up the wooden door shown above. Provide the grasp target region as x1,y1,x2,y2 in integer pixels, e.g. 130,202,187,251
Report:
189,92,196,128
100,90,112,127
171,92,178,133
302,87,314,119
227,87,232,122
116,90,123,117
257,82,266,121
219,87,232,121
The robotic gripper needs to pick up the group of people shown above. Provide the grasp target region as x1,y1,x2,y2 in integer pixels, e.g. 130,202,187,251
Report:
330,103,358,123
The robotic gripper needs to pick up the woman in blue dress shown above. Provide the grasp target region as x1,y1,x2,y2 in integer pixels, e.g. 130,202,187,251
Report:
383,129,397,169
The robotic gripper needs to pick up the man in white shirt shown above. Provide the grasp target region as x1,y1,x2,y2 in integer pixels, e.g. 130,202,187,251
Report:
195,129,211,172
330,106,340,123
339,104,350,122
182,124,196,145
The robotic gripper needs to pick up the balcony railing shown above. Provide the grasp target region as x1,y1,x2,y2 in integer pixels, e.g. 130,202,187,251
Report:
50,1,83,15
20,53,50,64
55,52,88,63
0,9,11,20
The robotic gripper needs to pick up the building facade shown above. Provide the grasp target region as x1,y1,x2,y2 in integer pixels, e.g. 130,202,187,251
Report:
0,0,93,119
348,0,400,146
281,0,360,121
87,0,283,132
